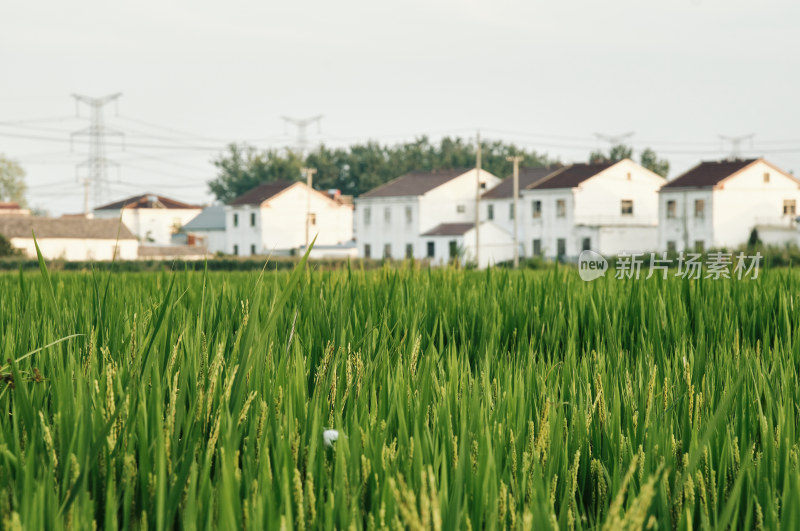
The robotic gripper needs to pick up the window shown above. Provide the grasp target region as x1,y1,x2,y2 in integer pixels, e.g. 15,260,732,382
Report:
764,172,771,183
532,200,542,219
456,204,466,214
449,240,458,259
557,238,566,257
582,238,591,251
233,244,239,255
532,239,542,256
233,213,239,227
250,244,256,255
405,244,413,258
556,199,566,218
309,213,317,226
364,207,371,226
621,199,633,215
487,204,494,220
783,199,796,215
626,172,632,181
694,199,705,218
383,244,392,258
667,241,676,252
480,182,487,190
364,244,371,258
666,200,676,219
695,240,705,253
509,204,515,220
427,241,435,258
250,213,256,227
384,207,391,223
405,206,413,224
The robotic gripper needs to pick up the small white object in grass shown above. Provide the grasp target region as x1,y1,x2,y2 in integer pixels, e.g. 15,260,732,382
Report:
323,429,341,448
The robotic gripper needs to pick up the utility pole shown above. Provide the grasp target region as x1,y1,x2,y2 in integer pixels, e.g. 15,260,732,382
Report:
719,134,754,160
282,115,323,156
302,167,317,250
507,155,524,268
71,93,124,214
475,131,482,268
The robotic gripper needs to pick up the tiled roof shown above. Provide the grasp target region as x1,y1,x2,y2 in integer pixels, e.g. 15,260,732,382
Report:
482,166,562,198
528,162,616,190
360,169,470,198
661,159,758,189
420,223,474,236
0,216,136,240
95,194,200,210
229,181,296,206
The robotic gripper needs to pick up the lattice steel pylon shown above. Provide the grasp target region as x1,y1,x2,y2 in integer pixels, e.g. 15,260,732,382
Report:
71,93,124,213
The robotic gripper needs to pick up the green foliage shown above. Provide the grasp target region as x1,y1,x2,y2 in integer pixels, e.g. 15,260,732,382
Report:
589,144,670,177
748,228,762,249
1,264,800,529
0,154,27,206
0,233,17,256
208,137,554,202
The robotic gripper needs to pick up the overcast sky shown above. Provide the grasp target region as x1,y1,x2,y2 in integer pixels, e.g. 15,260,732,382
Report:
1,0,799,215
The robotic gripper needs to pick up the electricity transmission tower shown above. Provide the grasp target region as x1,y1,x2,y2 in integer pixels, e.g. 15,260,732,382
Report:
282,115,323,156
594,131,635,147
71,93,124,214
718,134,754,160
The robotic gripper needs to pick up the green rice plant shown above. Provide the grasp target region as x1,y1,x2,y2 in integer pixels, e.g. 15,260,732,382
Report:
0,257,799,529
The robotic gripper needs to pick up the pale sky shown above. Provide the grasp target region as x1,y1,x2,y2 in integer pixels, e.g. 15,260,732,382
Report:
1,0,799,215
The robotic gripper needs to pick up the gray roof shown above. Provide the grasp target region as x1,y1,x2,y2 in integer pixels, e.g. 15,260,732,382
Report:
183,205,225,231
482,166,562,199
360,169,470,198
528,161,617,190
421,223,474,236
662,159,758,189
95,193,200,210
0,216,136,240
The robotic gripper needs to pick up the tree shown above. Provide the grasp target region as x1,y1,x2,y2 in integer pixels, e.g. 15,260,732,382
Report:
639,148,670,178
0,234,16,257
207,137,555,201
747,228,762,249
588,144,670,178
0,156,27,206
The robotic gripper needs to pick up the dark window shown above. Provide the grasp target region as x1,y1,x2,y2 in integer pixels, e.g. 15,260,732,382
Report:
533,239,541,256
621,200,633,215
694,199,705,218
487,204,494,220
309,213,317,226
364,244,371,258
666,200,676,219
250,244,256,255
667,241,676,252
233,213,239,227
448,240,458,259
557,238,566,258
556,200,566,218
383,244,391,258
405,244,413,258
233,244,239,255
509,204,514,220
532,200,542,218
427,241,435,258
250,213,256,226
582,238,591,251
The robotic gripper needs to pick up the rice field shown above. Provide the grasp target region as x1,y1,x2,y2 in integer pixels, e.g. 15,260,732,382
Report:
1,255,799,530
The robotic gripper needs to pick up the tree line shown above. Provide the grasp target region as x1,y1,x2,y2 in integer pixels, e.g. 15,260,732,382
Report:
207,137,670,203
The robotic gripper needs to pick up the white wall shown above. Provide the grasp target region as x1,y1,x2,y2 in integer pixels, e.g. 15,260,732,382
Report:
187,229,227,254
94,208,202,245
225,183,354,256
10,237,138,261
422,222,515,269
658,189,714,253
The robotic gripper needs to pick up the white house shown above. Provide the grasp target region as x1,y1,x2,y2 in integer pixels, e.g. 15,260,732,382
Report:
420,221,515,268
93,194,202,245
659,158,800,252
481,166,561,258
225,180,353,256
522,159,667,259
180,205,226,253
354,168,501,259
0,216,138,260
